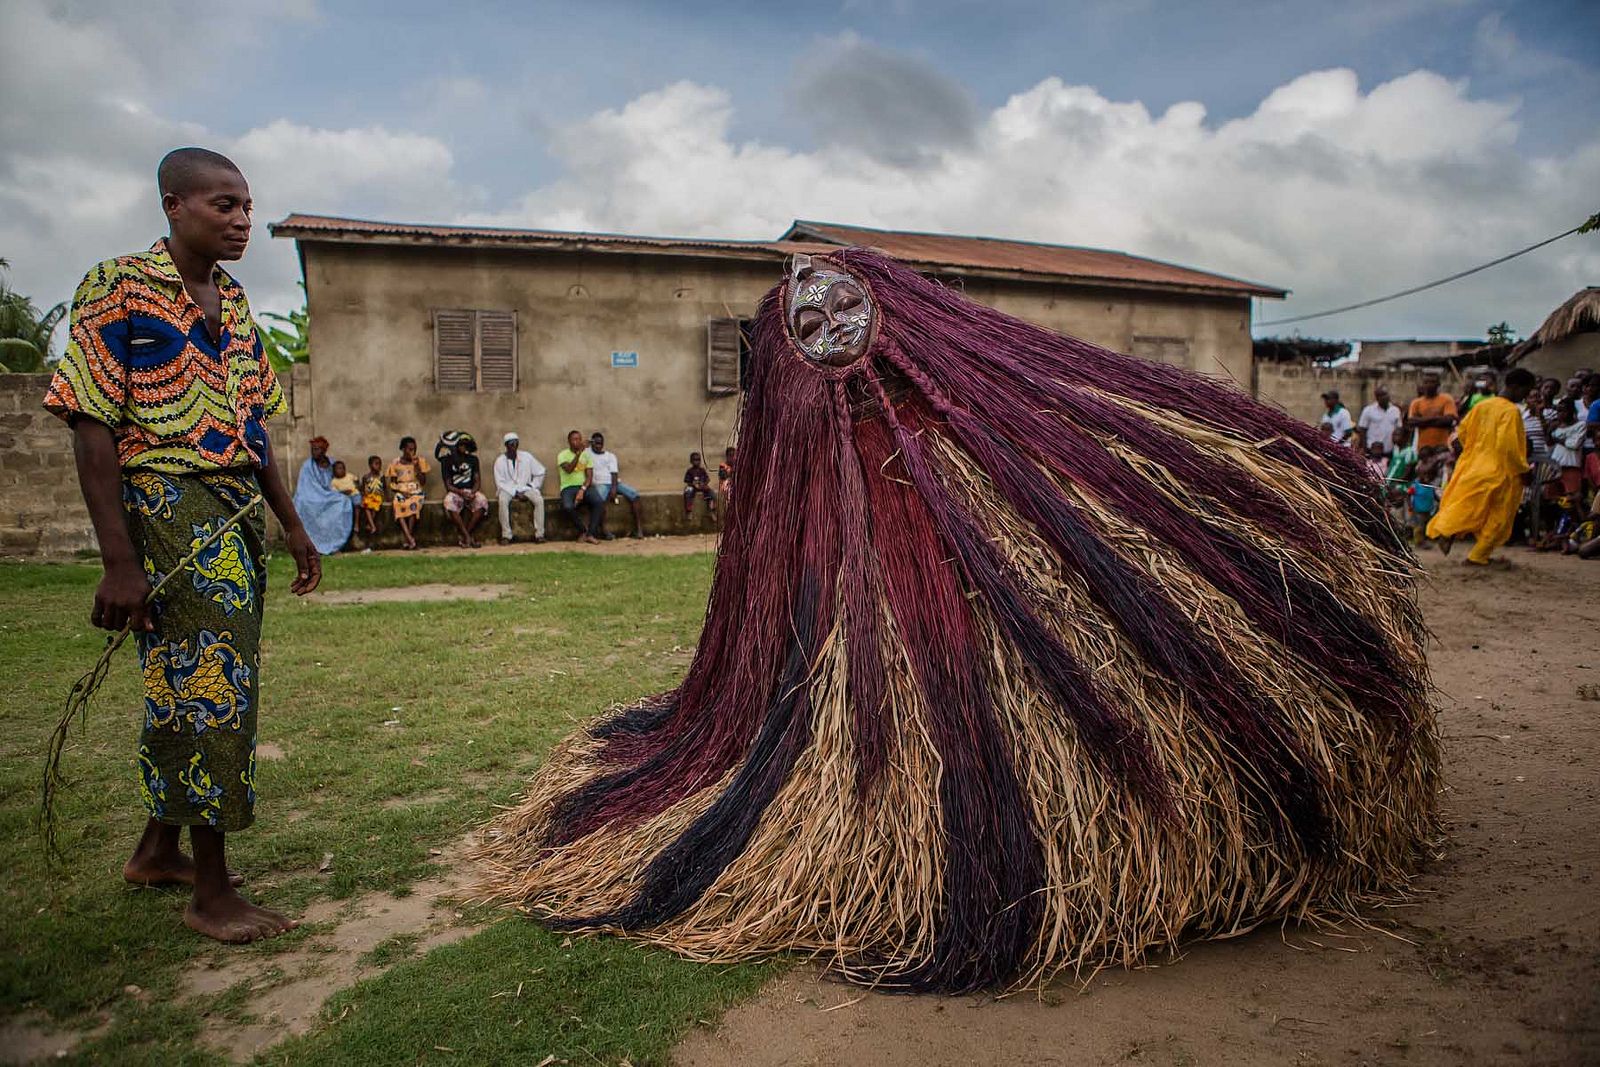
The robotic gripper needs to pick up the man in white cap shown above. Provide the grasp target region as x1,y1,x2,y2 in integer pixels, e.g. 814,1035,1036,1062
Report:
493,432,546,543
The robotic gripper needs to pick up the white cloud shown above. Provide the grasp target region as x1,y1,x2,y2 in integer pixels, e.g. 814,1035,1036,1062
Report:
478,67,1599,338
0,0,467,322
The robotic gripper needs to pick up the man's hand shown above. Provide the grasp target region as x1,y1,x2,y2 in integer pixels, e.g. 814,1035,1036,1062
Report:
285,526,322,595
92,562,153,633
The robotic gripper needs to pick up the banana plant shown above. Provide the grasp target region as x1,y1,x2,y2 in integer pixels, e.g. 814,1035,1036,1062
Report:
258,281,310,374
0,259,67,372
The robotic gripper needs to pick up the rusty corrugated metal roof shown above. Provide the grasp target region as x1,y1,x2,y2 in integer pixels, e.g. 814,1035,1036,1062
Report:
786,220,1285,297
270,214,1284,298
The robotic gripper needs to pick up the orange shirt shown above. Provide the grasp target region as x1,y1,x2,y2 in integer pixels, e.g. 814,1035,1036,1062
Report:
1407,393,1458,449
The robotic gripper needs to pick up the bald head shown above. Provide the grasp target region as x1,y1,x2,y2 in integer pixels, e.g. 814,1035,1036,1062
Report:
157,147,253,264
157,147,242,198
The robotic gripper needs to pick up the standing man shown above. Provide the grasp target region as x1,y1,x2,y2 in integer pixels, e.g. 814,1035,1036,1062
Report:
586,432,645,540
493,432,545,544
1461,372,1498,414
438,431,488,548
1406,371,1458,471
43,148,319,943
1357,386,1404,460
557,429,598,544
1318,390,1353,444
1428,368,1537,565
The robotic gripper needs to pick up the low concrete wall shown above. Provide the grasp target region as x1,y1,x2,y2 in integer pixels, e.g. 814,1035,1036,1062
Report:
0,374,93,557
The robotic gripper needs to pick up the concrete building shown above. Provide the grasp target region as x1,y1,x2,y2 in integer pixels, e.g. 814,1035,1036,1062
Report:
268,215,1284,492
1356,338,1487,369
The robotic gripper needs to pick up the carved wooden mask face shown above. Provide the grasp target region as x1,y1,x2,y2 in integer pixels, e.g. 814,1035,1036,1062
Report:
786,256,875,366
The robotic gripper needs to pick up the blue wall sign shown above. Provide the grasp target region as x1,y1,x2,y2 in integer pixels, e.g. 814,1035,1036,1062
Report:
611,351,639,368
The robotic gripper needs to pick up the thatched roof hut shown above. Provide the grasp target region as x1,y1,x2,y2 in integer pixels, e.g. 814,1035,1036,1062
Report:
1511,287,1600,377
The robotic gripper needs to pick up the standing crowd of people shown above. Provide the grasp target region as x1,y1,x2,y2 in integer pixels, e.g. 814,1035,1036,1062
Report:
293,430,735,553
1317,369,1600,563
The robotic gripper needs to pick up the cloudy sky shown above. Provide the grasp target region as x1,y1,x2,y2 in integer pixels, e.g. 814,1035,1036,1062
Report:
2,0,1596,341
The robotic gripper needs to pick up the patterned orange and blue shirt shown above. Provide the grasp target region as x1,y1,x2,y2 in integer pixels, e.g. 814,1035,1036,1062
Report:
43,239,286,473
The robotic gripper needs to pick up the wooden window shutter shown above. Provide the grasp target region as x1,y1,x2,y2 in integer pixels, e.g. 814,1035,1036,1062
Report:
478,310,518,391
434,310,476,392
707,317,741,396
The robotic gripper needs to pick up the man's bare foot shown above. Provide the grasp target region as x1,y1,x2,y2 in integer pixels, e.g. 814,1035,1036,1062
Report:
184,891,298,944
124,853,244,888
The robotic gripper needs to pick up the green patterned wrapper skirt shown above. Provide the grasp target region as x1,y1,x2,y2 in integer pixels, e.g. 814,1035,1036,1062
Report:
123,469,267,832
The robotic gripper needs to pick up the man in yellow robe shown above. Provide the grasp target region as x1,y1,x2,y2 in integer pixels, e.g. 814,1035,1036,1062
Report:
1427,367,1535,564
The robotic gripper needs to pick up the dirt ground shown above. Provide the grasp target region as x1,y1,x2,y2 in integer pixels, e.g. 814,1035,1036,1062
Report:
676,549,1600,1067
178,838,478,1061
349,533,721,560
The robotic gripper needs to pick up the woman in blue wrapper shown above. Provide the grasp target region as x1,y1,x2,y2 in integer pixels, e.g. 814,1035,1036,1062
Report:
293,436,353,554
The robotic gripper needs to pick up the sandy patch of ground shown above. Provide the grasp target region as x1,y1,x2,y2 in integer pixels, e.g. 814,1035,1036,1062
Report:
674,549,1600,1067
307,583,512,605
180,838,481,1062
378,788,452,811
353,533,721,560
0,1014,108,1065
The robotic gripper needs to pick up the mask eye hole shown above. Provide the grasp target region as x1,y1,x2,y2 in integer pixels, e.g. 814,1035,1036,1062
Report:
794,308,825,344
830,285,864,314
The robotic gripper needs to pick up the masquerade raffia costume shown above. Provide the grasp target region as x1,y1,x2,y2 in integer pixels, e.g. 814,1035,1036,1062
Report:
477,249,1438,992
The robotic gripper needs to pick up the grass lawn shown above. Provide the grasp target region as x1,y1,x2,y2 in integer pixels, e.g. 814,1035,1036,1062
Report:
0,547,771,1064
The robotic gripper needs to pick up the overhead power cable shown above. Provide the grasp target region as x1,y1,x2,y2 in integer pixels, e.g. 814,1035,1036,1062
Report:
1255,211,1599,328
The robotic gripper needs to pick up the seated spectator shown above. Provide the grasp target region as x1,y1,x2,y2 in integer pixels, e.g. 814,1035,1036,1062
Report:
683,451,717,522
329,459,361,546
557,429,600,544
330,459,358,499
1563,488,1600,558
386,436,429,551
294,435,354,555
438,430,488,548
1534,490,1585,552
718,446,736,504
493,432,546,544
587,432,645,540
356,455,385,539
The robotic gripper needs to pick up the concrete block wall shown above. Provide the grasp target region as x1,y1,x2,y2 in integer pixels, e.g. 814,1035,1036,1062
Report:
0,374,94,557
1255,364,1429,425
